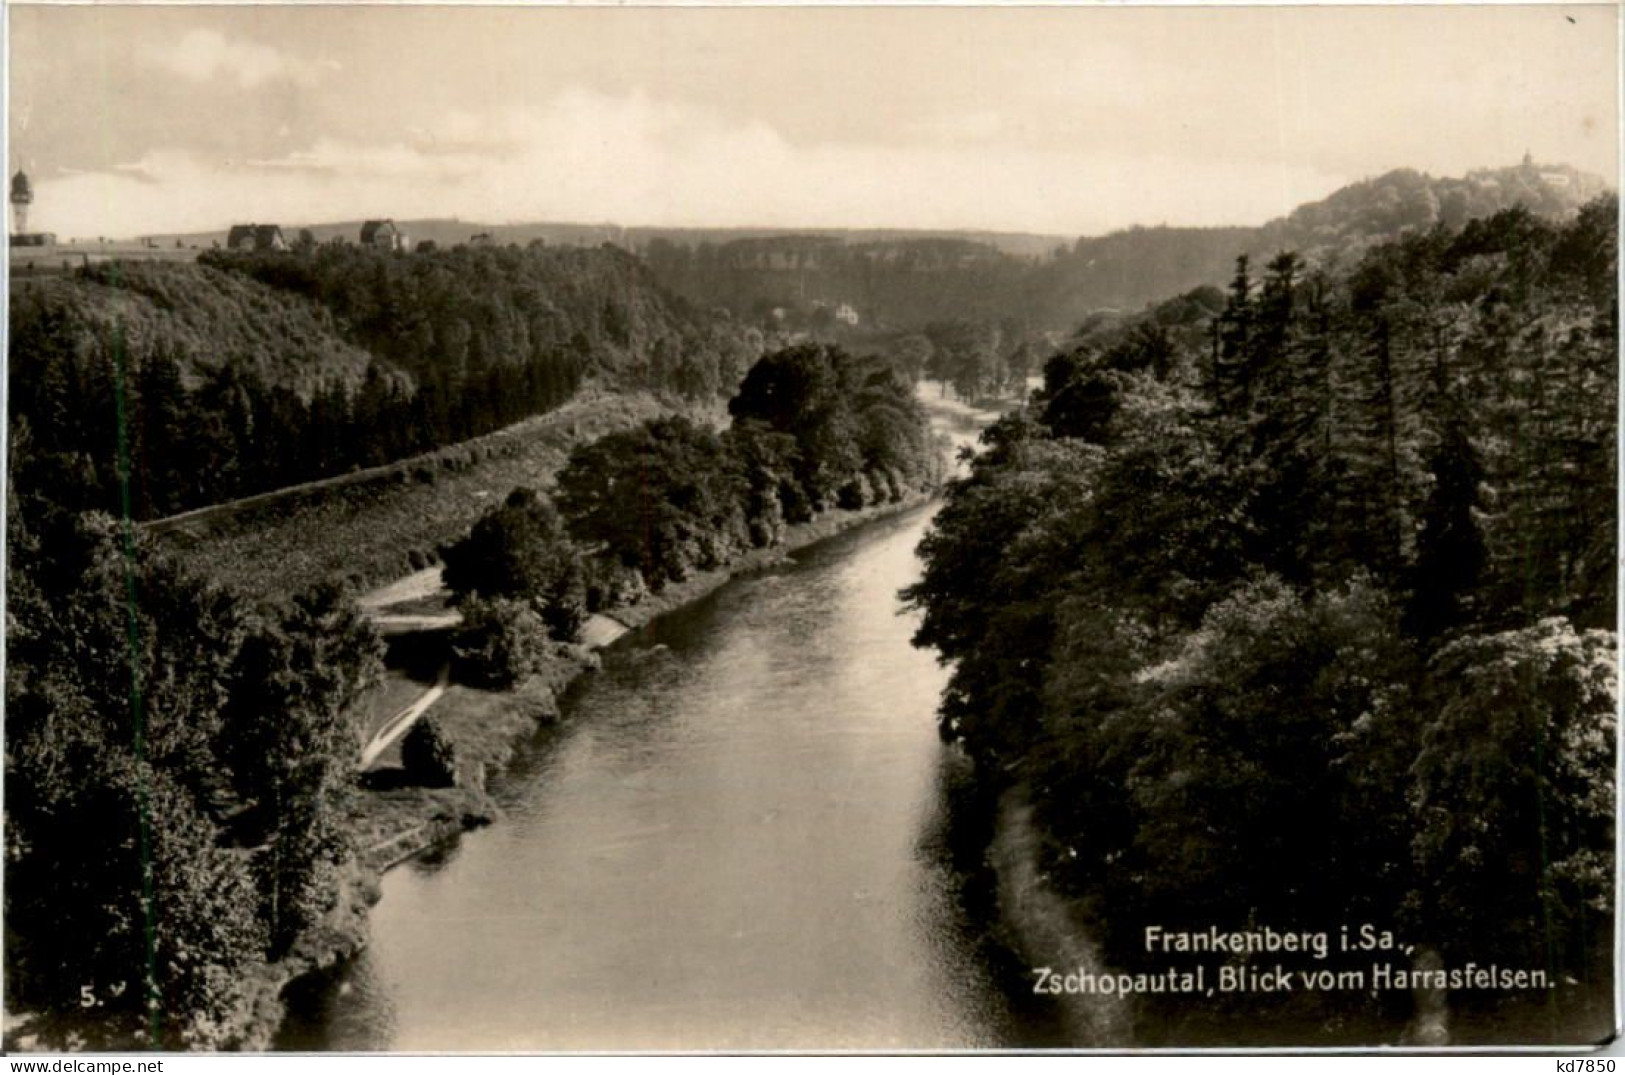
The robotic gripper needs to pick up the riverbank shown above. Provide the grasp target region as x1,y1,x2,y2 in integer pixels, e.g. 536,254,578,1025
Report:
226,487,938,1049
987,785,1132,1047
214,384,982,1050
350,487,935,873
985,783,1617,1048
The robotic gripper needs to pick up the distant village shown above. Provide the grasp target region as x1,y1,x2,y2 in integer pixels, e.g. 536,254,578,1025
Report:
7,168,872,324
223,219,500,253
223,218,482,253
8,169,509,258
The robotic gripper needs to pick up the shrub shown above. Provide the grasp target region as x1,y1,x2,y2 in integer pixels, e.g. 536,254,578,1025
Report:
836,473,871,510
401,714,458,787
582,559,648,612
443,488,587,640
450,596,550,690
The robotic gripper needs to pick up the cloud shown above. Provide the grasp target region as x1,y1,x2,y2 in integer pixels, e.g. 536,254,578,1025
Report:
152,29,317,89
906,109,1006,144
33,89,1352,240
243,138,485,180
111,161,161,185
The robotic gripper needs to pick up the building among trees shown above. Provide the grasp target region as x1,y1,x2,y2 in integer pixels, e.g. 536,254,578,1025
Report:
226,224,289,252
360,219,408,251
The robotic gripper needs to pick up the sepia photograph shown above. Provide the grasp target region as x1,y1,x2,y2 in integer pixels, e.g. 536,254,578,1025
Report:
2,0,1619,1054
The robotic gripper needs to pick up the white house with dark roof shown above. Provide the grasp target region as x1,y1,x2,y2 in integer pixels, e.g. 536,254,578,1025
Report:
360,219,408,251
226,224,288,252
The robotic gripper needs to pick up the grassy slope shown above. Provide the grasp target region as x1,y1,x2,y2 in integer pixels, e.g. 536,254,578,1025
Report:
149,387,720,600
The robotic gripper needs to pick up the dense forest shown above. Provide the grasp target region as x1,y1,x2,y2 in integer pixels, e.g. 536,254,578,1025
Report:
8,244,760,520
904,197,1617,1029
643,163,1607,333
5,488,385,1046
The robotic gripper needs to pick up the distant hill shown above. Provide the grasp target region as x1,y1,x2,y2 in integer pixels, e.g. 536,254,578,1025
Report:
637,160,1613,331
1263,161,1608,251
1028,164,1611,326
118,159,1613,336
620,225,1068,260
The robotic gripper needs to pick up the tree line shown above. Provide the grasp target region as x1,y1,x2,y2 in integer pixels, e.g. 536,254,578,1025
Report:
440,343,945,686
903,197,1617,1026
201,243,762,404
8,332,583,521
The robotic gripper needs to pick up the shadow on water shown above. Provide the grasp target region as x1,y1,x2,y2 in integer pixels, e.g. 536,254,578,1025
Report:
912,750,1071,1049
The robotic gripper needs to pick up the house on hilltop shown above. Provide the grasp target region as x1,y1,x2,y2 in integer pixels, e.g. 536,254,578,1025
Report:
1517,153,1591,194
226,224,288,252
361,219,408,251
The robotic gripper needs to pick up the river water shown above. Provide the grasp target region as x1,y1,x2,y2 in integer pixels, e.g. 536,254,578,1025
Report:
278,402,1062,1051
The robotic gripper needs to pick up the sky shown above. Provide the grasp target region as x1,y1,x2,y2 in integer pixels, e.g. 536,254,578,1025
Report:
6,3,1619,241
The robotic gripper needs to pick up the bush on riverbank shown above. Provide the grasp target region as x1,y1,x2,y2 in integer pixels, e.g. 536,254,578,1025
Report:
555,343,943,591
450,597,551,690
402,716,459,788
442,487,587,640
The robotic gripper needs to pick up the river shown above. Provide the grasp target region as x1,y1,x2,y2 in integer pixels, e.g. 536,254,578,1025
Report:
278,399,1063,1051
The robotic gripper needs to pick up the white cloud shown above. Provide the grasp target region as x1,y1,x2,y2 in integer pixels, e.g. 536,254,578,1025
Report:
36,89,1351,240
152,29,317,90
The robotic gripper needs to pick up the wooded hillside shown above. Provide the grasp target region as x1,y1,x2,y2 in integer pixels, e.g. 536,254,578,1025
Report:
905,195,1617,1040
9,244,761,522
642,163,1610,332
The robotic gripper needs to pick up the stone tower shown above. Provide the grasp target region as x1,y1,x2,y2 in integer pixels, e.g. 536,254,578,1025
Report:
10,170,33,235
